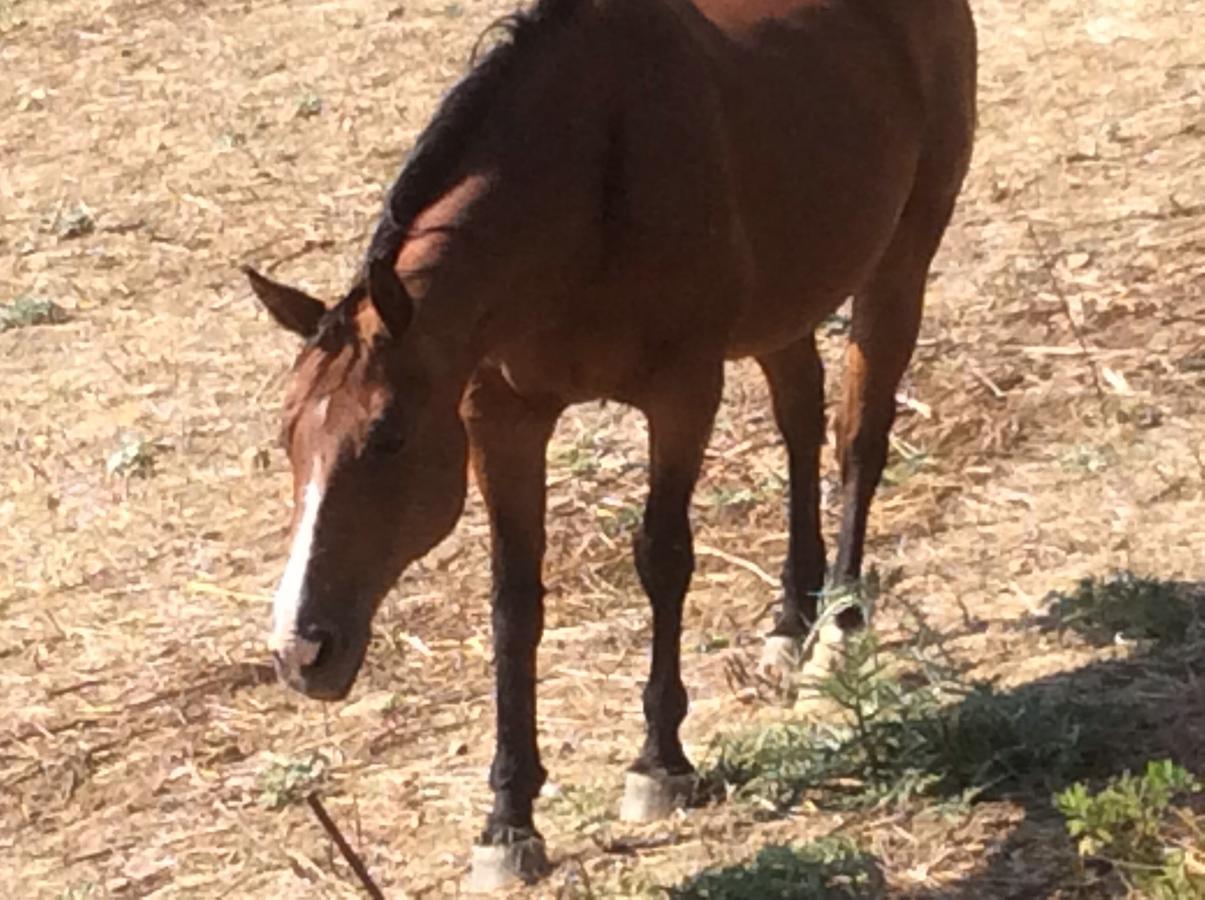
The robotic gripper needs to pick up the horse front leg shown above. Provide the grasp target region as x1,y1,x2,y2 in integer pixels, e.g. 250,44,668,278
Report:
620,360,722,823
462,369,563,890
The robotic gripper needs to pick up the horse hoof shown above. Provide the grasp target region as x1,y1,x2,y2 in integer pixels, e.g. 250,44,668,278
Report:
620,770,696,823
466,837,549,892
799,622,847,681
758,634,803,677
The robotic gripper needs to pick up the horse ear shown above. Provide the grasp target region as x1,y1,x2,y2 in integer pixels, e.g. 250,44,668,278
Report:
367,257,414,339
243,266,325,338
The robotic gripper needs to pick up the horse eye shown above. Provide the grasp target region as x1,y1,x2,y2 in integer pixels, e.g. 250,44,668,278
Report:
367,423,405,456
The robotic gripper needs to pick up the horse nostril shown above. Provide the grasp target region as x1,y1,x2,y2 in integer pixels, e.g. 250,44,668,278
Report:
300,628,334,672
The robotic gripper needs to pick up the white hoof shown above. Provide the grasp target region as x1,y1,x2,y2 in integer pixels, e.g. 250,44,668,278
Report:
466,837,549,892
759,635,803,677
619,771,695,823
799,622,848,682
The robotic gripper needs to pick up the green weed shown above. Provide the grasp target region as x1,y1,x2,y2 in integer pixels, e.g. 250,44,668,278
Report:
105,432,160,479
597,503,642,539
0,295,69,332
553,445,599,477
1056,760,1203,898
57,887,102,900
1059,444,1118,474
703,630,1127,814
544,783,611,836
52,203,95,239
880,439,930,487
669,839,882,899
1047,572,1201,647
258,750,331,810
295,92,323,119
822,311,852,337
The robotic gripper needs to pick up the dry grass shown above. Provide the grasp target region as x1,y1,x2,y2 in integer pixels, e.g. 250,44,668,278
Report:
1,0,1203,896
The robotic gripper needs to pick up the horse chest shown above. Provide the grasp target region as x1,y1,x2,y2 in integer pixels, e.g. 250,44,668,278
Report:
491,321,680,408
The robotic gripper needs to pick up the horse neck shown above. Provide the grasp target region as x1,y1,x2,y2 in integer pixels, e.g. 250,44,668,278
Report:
398,14,613,371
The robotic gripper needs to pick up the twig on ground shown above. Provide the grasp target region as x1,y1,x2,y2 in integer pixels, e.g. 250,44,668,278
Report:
306,793,386,900
1025,222,1109,415
695,542,778,587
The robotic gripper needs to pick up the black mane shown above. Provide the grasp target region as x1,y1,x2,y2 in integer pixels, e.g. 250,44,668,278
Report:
363,0,581,277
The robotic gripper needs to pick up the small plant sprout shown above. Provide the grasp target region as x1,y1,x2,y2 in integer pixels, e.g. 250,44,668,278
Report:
259,750,332,810
296,92,323,119
0,295,69,332
105,432,160,479
45,202,95,240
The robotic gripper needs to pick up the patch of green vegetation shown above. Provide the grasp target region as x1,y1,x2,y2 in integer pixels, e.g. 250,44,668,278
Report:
880,439,930,487
702,630,1127,814
258,750,331,810
706,484,759,510
705,474,786,514
544,783,611,836
295,92,323,119
52,203,96,239
694,633,730,654
1059,443,1119,474
105,432,160,479
1047,572,1201,647
1056,760,1203,899
0,295,69,332
216,130,247,150
553,444,598,477
669,839,882,899
58,887,102,900
597,503,642,539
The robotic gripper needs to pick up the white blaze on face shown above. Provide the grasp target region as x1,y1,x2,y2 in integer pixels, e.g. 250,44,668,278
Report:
268,471,326,681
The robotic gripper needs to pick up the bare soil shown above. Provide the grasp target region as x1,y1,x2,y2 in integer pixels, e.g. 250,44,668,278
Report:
1,0,1202,896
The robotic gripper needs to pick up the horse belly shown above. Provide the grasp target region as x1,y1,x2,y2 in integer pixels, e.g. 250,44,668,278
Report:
709,11,927,356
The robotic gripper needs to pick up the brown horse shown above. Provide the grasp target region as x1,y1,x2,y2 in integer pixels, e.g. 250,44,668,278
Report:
246,0,976,886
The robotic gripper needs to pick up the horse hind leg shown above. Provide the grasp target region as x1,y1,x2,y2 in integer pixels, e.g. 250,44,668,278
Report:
755,335,827,675
832,180,964,624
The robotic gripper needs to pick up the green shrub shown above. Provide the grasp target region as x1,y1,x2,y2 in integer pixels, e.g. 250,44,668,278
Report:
669,839,881,899
1055,760,1203,899
703,632,1127,813
1048,572,1200,646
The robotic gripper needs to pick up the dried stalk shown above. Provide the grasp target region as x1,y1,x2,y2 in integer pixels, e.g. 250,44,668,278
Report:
307,793,386,900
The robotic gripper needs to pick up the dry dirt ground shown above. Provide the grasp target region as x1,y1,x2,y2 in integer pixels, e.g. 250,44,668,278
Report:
1,0,1203,896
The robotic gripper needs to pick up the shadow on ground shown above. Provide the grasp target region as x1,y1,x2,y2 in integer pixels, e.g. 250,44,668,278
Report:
911,576,1205,898
693,575,1204,899
667,840,885,899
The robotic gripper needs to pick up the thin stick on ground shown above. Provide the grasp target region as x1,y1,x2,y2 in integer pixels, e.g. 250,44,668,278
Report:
1024,221,1109,414
306,793,387,900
